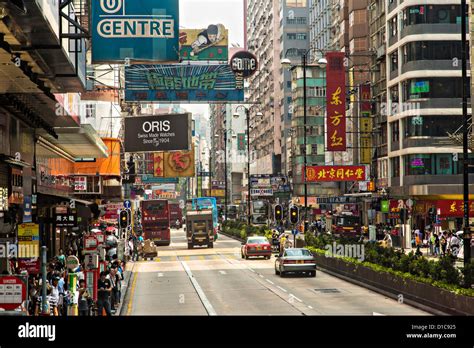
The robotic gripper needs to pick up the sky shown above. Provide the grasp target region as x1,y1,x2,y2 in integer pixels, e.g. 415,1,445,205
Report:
179,0,245,118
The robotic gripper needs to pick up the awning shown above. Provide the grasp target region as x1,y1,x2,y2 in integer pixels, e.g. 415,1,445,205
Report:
37,124,109,159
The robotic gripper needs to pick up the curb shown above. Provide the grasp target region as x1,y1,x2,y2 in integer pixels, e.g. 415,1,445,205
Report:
116,261,135,316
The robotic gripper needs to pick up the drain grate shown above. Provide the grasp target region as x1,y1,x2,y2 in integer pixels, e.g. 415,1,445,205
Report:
314,288,340,294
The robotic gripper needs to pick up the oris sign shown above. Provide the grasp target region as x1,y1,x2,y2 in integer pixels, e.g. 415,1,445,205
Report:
124,114,191,153
230,51,258,79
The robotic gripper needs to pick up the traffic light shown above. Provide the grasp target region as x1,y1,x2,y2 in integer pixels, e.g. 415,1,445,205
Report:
274,204,283,222
289,206,299,225
120,210,129,229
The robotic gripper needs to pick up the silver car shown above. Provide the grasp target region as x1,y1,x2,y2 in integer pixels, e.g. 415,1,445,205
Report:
274,248,316,277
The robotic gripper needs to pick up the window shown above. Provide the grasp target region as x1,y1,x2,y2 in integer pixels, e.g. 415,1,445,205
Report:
391,121,399,141
85,104,96,118
390,52,398,71
391,156,400,177
405,154,433,175
402,41,467,63
403,78,468,100
402,5,463,27
390,86,399,103
389,17,397,37
404,116,463,137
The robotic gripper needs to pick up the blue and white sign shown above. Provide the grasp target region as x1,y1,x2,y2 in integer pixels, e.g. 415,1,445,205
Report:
124,200,131,209
125,64,244,103
292,229,298,236
91,0,179,63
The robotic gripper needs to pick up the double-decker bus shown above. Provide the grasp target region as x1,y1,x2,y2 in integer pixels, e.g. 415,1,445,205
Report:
251,200,269,225
227,205,238,220
330,212,361,238
192,197,219,237
140,200,171,246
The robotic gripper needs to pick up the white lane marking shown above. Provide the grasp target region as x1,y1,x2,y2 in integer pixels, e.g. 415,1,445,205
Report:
266,279,274,285
259,274,264,278
249,269,255,273
308,305,313,309
277,286,287,293
289,294,302,303
181,261,217,316
373,312,385,316
158,273,164,277
219,270,227,275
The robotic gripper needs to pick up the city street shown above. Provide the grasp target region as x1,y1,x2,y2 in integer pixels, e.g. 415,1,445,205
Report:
122,229,428,316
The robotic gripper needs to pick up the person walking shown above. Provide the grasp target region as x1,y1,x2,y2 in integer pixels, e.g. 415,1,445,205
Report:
429,231,435,256
440,232,447,256
97,271,112,316
78,279,91,316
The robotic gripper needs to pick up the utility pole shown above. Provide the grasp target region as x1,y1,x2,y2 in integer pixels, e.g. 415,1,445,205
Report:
302,52,308,233
247,108,251,226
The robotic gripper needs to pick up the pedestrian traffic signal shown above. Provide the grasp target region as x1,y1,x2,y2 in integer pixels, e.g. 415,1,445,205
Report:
274,204,283,222
120,210,129,229
289,206,299,225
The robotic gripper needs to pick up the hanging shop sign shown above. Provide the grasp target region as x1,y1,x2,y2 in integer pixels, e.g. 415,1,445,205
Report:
326,52,346,151
0,187,7,211
124,64,244,102
305,166,367,182
359,84,373,164
9,167,24,204
436,200,474,217
54,210,77,227
74,176,88,191
230,50,258,78
91,0,179,63
124,114,191,152
179,25,228,61
17,223,40,258
163,149,195,178
237,133,246,151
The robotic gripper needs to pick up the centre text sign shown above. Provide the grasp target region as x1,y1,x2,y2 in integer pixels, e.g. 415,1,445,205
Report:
124,114,191,153
125,64,244,102
91,0,179,63
305,166,367,182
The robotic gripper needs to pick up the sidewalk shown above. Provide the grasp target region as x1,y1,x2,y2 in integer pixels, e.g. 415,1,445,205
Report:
115,260,135,316
394,245,465,268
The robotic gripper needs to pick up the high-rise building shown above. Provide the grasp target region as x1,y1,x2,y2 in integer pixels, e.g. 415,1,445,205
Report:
383,0,472,230
309,0,335,51
279,0,310,175
246,0,282,175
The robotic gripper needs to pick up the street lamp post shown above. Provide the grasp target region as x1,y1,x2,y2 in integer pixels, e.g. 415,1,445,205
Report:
282,49,327,233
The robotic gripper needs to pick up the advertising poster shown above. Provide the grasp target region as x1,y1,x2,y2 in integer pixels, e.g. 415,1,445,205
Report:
326,52,346,151
179,25,228,61
124,114,191,152
125,64,244,102
91,0,179,63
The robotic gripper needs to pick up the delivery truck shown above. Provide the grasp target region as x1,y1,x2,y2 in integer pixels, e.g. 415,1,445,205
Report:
185,209,214,249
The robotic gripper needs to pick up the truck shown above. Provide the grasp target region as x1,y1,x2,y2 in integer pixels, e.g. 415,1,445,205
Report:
192,197,219,238
251,200,269,225
185,209,214,249
330,212,361,238
169,202,183,229
140,200,171,246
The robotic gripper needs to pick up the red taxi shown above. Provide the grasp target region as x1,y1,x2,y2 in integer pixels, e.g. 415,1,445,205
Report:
241,236,272,260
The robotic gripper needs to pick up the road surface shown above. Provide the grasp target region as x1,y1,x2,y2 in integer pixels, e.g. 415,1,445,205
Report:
122,228,429,316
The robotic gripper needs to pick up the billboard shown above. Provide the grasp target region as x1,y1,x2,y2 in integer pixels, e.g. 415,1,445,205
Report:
326,52,346,151
125,64,244,102
124,114,191,152
179,25,228,61
305,166,367,182
17,223,40,258
164,149,195,178
91,0,179,63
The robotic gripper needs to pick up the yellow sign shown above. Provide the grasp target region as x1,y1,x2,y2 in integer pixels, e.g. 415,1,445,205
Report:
360,117,373,164
211,189,225,197
17,223,40,258
164,148,195,178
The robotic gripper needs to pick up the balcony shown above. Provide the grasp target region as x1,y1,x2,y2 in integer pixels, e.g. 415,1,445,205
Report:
402,137,454,149
401,24,465,40
391,140,400,151
388,0,397,14
389,68,398,80
401,60,469,74
409,98,467,110
388,34,397,47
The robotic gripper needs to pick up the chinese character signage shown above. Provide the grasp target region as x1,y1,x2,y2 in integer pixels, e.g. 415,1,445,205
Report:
304,166,367,182
54,212,77,227
437,200,474,217
326,52,346,151
359,83,373,164
124,114,191,152
125,64,244,102
74,176,87,191
153,153,164,177
91,0,179,63
164,148,195,178
179,25,228,61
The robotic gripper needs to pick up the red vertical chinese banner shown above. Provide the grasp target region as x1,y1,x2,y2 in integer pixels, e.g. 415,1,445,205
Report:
326,52,346,151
